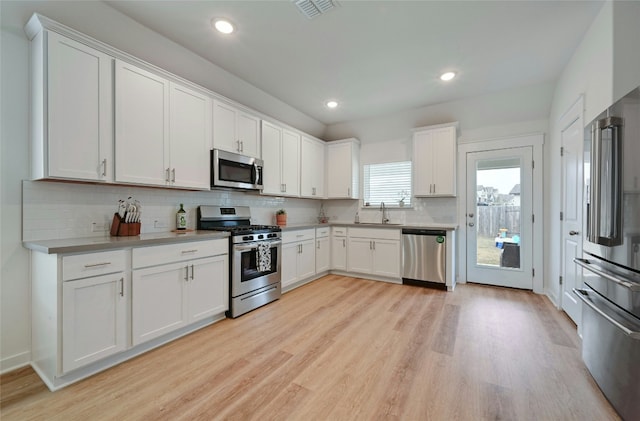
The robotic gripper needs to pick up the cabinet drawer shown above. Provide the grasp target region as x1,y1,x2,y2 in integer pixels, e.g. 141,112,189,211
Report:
316,227,330,238
282,229,315,244
63,250,126,281
348,227,401,240
133,239,228,269
331,226,347,237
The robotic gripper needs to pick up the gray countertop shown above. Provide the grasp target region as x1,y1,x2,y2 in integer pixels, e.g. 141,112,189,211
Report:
279,222,458,231
23,230,230,254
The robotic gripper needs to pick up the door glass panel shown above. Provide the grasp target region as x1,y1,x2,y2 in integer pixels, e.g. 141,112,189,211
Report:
475,158,521,269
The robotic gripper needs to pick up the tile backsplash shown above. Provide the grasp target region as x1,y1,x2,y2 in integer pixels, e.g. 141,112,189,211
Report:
22,181,322,241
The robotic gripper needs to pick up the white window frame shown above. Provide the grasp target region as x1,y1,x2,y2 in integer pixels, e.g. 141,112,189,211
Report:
362,160,412,209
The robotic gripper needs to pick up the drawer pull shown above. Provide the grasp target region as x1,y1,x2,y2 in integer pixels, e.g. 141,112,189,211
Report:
84,262,112,268
181,249,198,254
119,278,124,297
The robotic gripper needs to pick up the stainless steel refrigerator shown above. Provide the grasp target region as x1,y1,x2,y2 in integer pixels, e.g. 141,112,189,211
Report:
574,86,640,421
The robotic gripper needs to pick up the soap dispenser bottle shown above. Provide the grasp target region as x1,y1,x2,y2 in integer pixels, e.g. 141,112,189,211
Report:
355,211,360,224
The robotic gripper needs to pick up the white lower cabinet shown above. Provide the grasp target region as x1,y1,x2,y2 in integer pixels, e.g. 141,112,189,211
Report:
62,262,127,372
132,240,228,346
282,229,316,289
347,228,401,278
315,227,330,273
331,227,348,271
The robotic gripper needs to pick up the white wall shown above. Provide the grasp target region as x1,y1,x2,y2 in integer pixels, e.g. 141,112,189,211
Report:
0,0,327,372
546,0,640,306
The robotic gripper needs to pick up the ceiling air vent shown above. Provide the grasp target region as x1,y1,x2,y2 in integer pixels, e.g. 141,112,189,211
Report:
294,0,337,19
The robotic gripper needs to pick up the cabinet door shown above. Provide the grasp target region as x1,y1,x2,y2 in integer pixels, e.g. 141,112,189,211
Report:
347,238,372,274
327,142,357,199
431,126,456,196
132,261,187,345
237,111,261,158
301,136,325,198
298,239,316,279
413,130,434,196
316,237,330,273
281,129,300,197
281,242,300,288
62,272,127,372
47,32,113,181
261,121,282,195
331,237,347,270
372,240,401,278
188,255,228,322
213,101,238,153
169,83,211,189
115,60,169,186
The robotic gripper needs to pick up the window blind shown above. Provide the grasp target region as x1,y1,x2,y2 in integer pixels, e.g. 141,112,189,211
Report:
363,161,412,207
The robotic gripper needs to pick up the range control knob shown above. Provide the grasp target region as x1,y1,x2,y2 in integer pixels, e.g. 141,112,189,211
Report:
243,236,252,241
258,234,264,239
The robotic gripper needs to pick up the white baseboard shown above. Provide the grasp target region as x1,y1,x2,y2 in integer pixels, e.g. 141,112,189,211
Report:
1,351,31,374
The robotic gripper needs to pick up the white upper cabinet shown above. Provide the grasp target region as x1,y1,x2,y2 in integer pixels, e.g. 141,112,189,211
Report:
261,121,300,197
169,83,212,189
301,136,326,199
115,60,211,189
213,100,261,158
31,31,114,182
326,138,360,199
115,60,169,187
413,124,457,197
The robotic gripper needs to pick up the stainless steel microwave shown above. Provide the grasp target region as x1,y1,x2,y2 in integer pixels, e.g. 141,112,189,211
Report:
211,149,263,191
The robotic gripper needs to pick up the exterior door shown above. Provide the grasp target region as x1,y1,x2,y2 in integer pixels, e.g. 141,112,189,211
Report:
465,147,534,289
560,111,584,325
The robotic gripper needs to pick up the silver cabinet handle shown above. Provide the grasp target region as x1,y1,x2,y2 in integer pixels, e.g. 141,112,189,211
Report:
347,187,351,197
468,222,475,227
119,277,124,297
236,140,241,152
468,213,474,218
573,288,640,338
181,249,198,254
373,241,376,251
317,240,320,249
165,168,170,183
185,265,189,281
102,158,107,177
569,230,580,236
171,168,176,183
84,262,111,268
190,264,194,280
240,141,244,152
342,239,346,247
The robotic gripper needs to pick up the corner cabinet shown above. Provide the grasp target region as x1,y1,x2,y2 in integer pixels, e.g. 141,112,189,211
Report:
315,227,330,273
115,60,211,189
331,226,348,271
326,138,360,199
27,27,114,182
213,100,261,158
413,123,458,197
261,121,300,197
301,136,326,198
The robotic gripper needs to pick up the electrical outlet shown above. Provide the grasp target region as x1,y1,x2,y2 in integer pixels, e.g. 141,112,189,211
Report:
91,222,108,232
154,220,168,229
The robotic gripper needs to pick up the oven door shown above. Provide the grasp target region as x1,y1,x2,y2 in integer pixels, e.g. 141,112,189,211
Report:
232,240,281,297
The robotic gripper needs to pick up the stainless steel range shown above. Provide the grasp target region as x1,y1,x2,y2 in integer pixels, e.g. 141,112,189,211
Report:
198,205,282,318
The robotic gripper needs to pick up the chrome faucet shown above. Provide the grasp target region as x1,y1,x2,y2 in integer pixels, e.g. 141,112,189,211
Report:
380,202,390,224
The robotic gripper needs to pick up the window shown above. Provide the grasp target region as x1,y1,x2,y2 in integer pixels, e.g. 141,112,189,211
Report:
363,161,412,208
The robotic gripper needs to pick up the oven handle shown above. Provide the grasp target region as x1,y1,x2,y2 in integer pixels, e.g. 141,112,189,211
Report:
234,240,282,252
573,288,640,339
574,258,640,291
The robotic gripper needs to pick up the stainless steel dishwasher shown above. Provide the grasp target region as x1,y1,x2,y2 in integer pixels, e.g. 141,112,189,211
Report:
402,229,446,287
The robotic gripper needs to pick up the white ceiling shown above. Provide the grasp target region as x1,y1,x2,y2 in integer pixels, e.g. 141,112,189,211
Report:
104,0,604,125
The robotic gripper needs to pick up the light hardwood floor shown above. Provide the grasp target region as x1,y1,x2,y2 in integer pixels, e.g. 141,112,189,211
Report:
1,275,620,420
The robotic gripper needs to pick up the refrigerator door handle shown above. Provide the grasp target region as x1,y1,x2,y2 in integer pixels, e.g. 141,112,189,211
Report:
574,258,640,291
573,288,640,339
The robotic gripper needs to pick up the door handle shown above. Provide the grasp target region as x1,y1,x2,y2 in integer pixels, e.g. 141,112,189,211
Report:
468,222,475,227
468,213,474,218
569,230,580,236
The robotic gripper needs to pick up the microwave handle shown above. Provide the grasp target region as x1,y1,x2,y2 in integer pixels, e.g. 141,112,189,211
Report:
254,164,262,186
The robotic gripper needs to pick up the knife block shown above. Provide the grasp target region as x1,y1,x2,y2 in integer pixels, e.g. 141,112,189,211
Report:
110,213,141,236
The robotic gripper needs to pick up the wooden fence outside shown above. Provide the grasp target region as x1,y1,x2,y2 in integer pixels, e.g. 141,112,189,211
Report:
476,205,521,238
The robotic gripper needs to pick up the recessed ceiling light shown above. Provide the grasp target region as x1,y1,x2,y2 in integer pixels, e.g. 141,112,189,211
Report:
326,100,338,109
213,19,234,34
440,72,456,81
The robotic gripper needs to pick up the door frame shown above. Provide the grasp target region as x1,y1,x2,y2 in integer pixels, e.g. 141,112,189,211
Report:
457,134,544,293
558,95,584,320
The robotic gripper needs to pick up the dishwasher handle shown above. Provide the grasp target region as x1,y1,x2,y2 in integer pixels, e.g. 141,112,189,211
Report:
402,229,446,236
